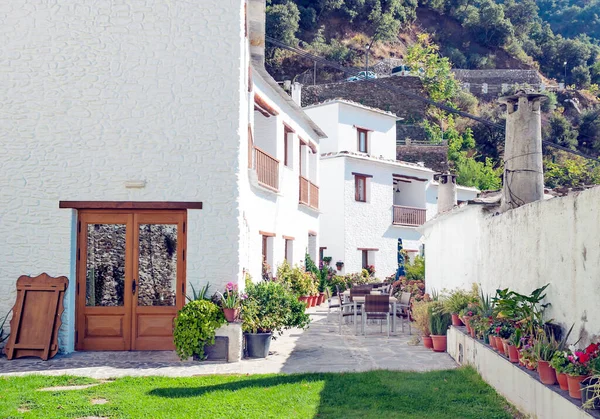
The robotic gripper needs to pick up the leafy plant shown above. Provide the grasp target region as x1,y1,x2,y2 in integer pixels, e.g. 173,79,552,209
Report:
173,300,225,360
0,310,11,345
444,289,471,314
508,329,522,348
217,282,243,309
241,281,310,336
412,300,432,337
186,282,211,302
428,302,452,336
551,350,571,374
493,284,550,337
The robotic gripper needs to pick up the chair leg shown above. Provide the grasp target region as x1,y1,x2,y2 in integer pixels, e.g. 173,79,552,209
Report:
387,314,390,337
362,314,366,336
339,310,342,335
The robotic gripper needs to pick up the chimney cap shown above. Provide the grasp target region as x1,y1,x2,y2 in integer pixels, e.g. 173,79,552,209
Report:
498,89,547,105
434,172,457,181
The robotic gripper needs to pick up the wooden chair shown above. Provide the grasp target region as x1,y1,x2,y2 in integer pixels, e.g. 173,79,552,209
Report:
394,291,412,334
325,287,340,323
337,285,359,335
362,295,391,337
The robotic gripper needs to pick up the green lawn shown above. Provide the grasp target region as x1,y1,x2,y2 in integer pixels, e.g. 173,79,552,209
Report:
0,367,518,418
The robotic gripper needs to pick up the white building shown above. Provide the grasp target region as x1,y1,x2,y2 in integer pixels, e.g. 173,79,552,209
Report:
0,0,324,354
304,100,478,277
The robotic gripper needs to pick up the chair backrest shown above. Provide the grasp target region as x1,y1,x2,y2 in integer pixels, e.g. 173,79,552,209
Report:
399,291,411,306
388,285,395,297
325,287,331,300
350,287,370,300
364,295,390,313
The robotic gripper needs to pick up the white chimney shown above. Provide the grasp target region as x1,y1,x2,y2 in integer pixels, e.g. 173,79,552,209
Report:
435,172,457,213
291,82,302,106
248,0,266,67
499,91,546,211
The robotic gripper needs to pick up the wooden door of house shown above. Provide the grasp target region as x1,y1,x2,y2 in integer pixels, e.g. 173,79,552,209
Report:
76,210,186,351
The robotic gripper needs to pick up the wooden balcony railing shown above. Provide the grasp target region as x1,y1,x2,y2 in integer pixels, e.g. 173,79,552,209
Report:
254,146,279,191
299,176,319,209
392,205,426,226
309,182,319,209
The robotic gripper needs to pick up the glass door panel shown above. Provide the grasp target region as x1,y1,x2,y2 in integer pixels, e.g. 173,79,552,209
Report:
137,224,178,307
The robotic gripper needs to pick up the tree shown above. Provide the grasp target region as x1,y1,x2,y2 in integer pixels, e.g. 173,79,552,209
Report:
544,152,600,188
578,110,600,154
266,1,300,45
571,64,592,88
545,113,579,150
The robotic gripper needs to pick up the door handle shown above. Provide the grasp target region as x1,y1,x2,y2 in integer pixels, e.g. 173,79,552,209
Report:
132,279,137,294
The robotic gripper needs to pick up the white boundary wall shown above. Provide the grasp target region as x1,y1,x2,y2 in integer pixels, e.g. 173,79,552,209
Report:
422,187,600,346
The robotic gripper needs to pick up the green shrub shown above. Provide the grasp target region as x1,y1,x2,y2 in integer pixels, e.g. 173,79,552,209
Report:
173,300,226,360
444,289,471,314
428,302,452,336
242,281,310,336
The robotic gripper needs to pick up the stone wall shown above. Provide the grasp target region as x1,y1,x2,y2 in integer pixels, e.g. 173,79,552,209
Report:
396,124,428,143
302,77,428,121
397,144,449,173
422,186,600,346
453,69,543,101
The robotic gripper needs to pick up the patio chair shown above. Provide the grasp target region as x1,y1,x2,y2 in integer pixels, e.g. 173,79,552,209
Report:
325,287,340,323
338,288,360,335
362,295,391,337
394,291,412,334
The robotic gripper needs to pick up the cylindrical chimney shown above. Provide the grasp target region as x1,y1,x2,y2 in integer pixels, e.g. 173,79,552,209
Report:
248,0,266,67
436,172,457,213
499,91,546,211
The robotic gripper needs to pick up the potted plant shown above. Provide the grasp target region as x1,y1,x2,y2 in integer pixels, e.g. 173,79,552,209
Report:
217,282,244,322
582,352,600,410
506,329,522,363
173,300,226,360
241,280,310,358
322,256,332,266
429,302,452,352
498,323,515,357
412,300,433,349
520,343,537,370
551,350,572,391
564,349,593,399
335,261,344,271
534,335,559,385
445,289,471,327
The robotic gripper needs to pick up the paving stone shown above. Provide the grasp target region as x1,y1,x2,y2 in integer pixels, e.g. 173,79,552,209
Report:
0,306,457,378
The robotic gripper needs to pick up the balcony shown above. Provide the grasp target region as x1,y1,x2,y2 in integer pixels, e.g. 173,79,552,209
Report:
254,146,279,191
392,205,426,226
299,176,319,210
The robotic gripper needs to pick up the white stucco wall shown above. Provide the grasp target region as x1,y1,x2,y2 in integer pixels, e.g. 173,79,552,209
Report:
422,187,600,345
240,75,320,283
0,0,247,352
304,101,397,159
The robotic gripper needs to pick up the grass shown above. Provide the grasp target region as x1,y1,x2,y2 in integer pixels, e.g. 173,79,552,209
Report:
0,367,518,418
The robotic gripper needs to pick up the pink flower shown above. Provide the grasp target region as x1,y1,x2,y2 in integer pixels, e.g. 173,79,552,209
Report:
226,282,235,291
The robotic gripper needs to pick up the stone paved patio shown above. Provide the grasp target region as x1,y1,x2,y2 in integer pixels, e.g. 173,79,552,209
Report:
0,306,456,378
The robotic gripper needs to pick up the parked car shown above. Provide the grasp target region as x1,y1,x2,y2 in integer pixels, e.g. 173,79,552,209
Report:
346,76,360,82
357,71,377,80
392,65,425,77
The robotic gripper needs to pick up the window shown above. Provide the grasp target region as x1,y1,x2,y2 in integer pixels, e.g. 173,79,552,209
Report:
362,250,369,269
319,247,326,264
355,175,366,202
284,125,294,167
284,236,294,263
357,128,368,153
260,232,275,280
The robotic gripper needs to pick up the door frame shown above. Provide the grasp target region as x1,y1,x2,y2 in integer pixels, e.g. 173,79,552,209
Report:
75,209,187,351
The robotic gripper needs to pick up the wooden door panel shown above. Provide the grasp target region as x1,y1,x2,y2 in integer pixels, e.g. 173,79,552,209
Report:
76,213,133,351
131,211,186,350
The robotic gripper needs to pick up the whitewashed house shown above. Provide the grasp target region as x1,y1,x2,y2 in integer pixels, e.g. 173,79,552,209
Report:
0,0,323,356
304,100,478,276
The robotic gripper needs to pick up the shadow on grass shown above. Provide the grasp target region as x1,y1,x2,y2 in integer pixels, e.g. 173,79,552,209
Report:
147,369,515,419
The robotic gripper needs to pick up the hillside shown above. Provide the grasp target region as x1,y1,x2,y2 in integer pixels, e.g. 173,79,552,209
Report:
265,0,600,189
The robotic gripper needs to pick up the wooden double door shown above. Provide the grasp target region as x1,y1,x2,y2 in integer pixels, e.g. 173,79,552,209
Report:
76,210,186,351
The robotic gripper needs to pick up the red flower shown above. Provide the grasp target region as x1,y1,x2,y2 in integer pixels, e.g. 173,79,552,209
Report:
578,352,591,364
585,343,599,355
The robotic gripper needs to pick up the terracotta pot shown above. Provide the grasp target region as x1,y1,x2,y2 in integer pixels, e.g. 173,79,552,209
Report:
310,295,317,307
451,313,464,327
223,308,239,322
298,296,310,307
568,374,589,399
422,335,434,349
431,335,447,352
319,292,326,305
537,360,557,385
489,335,497,350
469,328,476,338
556,372,569,391
502,339,510,357
492,336,501,351
507,343,520,363
526,363,535,371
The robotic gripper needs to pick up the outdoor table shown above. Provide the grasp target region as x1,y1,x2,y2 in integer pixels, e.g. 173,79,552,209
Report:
349,296,398,334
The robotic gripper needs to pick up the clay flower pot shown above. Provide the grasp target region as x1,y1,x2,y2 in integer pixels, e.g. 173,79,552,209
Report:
319,292,326,305
502,339,510,357
567,374,589,399
537,360,557,385
556,372,569,391
507,343,519,363
310,295,317,307
526,363,535,371
431,335,448,352
422,335,434,350
298,296,310,307
223,308,239,322
451,313,464,327
489,335,497,350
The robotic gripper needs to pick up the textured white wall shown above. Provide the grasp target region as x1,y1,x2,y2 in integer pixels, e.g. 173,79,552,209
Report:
304,103,340,154
0,0,247,352
422,187,600,346
318,158,346,270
